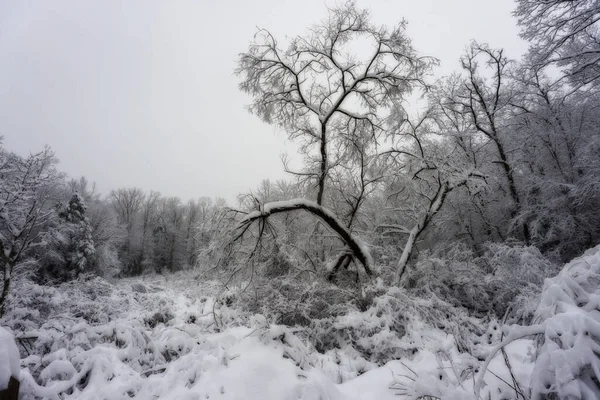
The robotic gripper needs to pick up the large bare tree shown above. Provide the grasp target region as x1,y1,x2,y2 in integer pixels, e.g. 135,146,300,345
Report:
236,2,435,206
439,43,531,243
231,3,436,280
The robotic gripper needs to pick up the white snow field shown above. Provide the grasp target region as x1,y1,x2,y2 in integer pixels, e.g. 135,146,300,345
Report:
1,246,599,399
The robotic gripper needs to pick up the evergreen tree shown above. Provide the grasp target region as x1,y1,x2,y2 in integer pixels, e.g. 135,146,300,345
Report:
40,193,96,281
61,193,96,276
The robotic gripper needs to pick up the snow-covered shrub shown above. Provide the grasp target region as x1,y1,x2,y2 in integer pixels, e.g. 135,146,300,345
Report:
131,282,148,293
217,253,512,381
5,269,363,399
229,275,367,327
471,245,600,400
5,245,595,400
406,244,492,313
528,245,600,399
225,272,497,381
144,310,175,328
483,243,556,314
206,269,501,385
2,273,211,398
405,243,556,321
310,284,492,365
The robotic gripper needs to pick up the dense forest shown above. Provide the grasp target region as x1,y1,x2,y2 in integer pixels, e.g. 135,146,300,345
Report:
1,1,600,399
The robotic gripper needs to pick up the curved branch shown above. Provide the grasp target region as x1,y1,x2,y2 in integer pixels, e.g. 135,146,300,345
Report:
240,199,372,275
474,323,546,398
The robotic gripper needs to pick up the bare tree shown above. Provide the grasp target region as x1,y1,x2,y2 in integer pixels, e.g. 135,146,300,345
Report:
0,146,59,316
440,43,530,243
380,111,485,283
139,190,160,271
326,132,385,280
156,197,185,272
184,199,200,266
510,72,600,259
231,2,435,283
110,188,145,232
110,188,145,274
237,2,434,206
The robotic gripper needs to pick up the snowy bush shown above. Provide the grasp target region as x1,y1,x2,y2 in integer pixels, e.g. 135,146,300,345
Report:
230,275,369,326
528,246,600,399
406,243,557,322
3,270,375,399
2,244,598,400
224,273,500,384
310,284,493,365
472,245,600,400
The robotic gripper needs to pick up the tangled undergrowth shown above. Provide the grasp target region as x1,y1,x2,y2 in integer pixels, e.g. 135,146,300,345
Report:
1,245,598,399
405,243,558,322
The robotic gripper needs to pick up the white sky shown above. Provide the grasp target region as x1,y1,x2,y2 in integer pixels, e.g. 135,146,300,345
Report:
0,0,528,203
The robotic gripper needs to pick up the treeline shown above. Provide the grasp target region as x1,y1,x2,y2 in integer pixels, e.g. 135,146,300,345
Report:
0,148,224,315
102,188,224,275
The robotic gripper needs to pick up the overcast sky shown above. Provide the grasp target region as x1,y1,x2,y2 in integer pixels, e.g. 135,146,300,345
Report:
0,0,528,203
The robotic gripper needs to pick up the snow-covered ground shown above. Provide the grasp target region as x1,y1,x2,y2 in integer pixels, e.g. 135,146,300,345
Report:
2,246,599,399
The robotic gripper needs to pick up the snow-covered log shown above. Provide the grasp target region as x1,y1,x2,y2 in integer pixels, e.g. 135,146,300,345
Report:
240,199,373,276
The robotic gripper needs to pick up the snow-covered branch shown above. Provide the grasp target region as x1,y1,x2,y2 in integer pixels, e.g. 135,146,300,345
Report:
239,198,373,275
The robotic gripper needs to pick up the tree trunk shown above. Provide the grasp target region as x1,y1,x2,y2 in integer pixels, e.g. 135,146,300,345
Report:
0,260,14,318
395,225,419,285
395,182,448,285
317,124,327,206
495,138,531,244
